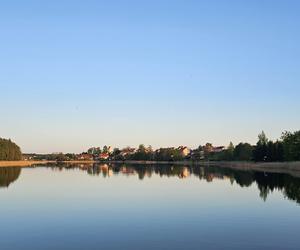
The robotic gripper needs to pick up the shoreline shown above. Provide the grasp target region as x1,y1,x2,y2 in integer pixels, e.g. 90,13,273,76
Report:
64,160,300,177
1,159,300,169
0,160,106,167
0,160,56,167
1,160,300,177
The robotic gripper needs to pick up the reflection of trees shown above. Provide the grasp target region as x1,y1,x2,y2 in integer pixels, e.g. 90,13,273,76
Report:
232,172,254,187
0,167,21,188
46,163,300,205
254,172,300,204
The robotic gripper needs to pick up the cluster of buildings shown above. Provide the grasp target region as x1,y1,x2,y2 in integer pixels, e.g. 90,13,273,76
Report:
23,144,226,162
76,145,226,161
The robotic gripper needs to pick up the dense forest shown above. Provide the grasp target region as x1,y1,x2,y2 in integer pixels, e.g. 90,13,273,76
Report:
0,138,22,161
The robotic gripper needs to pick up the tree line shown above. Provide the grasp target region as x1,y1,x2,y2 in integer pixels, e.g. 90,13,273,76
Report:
210,130,300,162
114,130,300,162
0,138,22,161
111,145,187,161
109,130,300,162
17,129,300,163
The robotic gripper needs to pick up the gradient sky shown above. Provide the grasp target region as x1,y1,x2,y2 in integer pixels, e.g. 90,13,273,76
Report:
1,0,300,153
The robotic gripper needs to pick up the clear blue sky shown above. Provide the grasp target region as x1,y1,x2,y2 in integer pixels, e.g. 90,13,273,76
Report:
0,0,299,153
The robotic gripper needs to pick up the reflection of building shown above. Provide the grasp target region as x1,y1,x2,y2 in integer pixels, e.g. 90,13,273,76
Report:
79,163,93,169
108,169,114,177
121,166,136,175
179,167,190,178
101,164,109,171
205,173,214,182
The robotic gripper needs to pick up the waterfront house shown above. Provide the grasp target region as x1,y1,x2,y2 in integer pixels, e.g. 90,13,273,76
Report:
211,146,225,153
77,153,93,161
99,153,109,160
178,146,191,157
120,147,136,157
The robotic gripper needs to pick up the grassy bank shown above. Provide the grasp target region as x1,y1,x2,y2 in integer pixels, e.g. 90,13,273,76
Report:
0,160,97,167
0,161,55,167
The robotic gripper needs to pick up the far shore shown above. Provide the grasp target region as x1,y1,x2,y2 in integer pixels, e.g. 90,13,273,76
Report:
1,160,300,177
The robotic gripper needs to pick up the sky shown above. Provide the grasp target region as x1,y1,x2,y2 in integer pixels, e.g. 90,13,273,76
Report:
0,0,300,153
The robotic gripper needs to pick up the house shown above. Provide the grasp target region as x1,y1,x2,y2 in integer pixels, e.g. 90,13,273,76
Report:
107,146,113,153
23,154,35,161
98,153,109,160
190,149,205,160
121,166,136,175
178,146,191,157
77,153,93,161
211,146,225,153
120,147,136,157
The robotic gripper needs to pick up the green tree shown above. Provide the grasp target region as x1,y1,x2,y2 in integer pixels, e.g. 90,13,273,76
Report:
203,143,213,160
253,131,268,161
0,138,22,161
281,131,300,161
258,131,268,145
102,145,109,154
225,142,235,160
234,143,253,161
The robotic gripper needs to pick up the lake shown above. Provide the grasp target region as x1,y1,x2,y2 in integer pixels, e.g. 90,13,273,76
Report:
0,163,300,250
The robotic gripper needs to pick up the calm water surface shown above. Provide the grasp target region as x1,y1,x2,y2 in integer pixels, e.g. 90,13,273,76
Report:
1,164,300,250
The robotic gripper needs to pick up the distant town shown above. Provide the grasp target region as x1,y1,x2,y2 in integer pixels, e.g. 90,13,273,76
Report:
20,130,300,163
23,144,212,162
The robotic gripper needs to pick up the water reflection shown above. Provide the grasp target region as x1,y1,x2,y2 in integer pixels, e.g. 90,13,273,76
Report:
49,163,300,205
0,167,21,188
1,163,300,205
